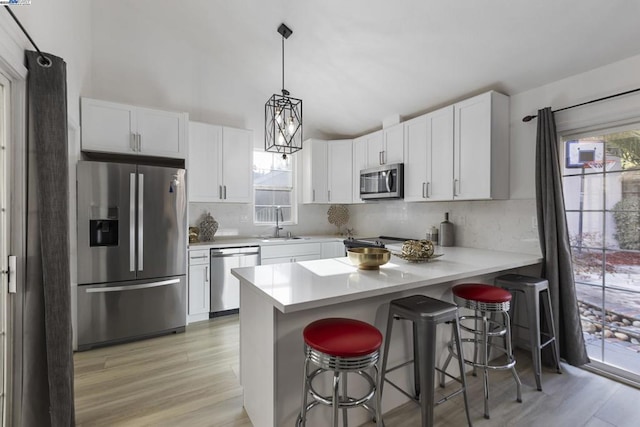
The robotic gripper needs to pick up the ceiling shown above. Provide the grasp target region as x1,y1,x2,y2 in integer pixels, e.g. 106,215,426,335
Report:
91,0,640,141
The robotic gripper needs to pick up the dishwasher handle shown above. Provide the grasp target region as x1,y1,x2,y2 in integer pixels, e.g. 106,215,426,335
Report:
210,246,260,257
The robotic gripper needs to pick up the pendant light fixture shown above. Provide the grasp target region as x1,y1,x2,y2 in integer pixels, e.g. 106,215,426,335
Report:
265,23,302,159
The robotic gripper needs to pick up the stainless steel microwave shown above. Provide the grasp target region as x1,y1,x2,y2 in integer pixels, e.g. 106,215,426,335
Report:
359,163,404,200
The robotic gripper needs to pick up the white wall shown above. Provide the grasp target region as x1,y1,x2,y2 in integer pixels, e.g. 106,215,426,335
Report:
8,1,92,124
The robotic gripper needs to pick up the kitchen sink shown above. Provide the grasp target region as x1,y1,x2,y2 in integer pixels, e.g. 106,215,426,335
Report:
260,236,306,242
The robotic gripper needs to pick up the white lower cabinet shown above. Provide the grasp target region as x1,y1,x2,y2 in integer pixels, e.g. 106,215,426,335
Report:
321,241,345,258
188,249,210,322
260,240,344,265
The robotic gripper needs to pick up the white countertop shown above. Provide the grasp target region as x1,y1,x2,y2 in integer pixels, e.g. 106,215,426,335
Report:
231,246,542,313
188,235,344,250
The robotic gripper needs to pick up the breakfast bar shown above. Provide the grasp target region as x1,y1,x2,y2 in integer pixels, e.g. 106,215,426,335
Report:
231,246,542,427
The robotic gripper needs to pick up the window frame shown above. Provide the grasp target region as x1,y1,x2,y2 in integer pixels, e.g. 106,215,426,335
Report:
252,149,298,226
560,121,640,386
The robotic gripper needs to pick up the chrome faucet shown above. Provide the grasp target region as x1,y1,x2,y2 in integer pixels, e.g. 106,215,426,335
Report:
274,206,284,237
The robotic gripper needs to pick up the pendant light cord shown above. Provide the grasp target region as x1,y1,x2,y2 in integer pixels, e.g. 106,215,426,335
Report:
281,35,286,95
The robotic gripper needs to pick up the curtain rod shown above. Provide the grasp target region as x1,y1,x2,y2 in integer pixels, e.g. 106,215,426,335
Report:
522,87,640,122
4,5,51,66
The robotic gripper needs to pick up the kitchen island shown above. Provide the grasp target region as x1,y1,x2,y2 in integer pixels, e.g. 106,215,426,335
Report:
231,246,542,427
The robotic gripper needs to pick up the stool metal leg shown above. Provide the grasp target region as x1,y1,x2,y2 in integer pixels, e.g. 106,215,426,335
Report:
542,289,562,374
416,320,437,427
379,309,395,404
341,372,348,427
525,287,543,391
298,356,311,426
332,370,340,427
374,364,384,427
452,316,473,427
481,312,490,419
504,310,522,403
413,323,421,399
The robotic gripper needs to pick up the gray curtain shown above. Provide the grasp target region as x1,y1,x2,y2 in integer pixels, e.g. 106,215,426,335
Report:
535,107,589,366
23,50,75,426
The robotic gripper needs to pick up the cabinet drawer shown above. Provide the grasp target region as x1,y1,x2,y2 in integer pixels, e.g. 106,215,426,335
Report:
188,249,210,265
260,243,322,259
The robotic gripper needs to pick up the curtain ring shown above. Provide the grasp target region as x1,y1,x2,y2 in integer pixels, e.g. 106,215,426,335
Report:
37,55,52,68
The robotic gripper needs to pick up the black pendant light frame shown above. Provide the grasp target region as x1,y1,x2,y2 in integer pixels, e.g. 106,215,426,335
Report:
265,23,303,158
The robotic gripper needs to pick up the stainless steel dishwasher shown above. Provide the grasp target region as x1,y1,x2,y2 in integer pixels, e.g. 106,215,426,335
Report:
210,246,260,316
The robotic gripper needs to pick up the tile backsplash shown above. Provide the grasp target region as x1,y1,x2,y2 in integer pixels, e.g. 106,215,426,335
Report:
189,198,540,255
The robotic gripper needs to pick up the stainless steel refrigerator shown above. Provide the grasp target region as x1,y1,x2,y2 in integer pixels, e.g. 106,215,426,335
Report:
76,161,187,350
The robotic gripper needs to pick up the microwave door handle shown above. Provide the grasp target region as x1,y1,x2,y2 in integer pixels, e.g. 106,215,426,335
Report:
385,171,393,192
129,173,136,272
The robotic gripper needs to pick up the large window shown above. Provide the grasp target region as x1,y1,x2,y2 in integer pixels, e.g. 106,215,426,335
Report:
253,151,296,224
561,125,640,384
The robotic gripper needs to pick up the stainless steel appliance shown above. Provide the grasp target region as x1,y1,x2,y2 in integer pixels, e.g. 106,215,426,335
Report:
359,163,404,200
210,246,260,315
343,236,411,251
76,161,187,350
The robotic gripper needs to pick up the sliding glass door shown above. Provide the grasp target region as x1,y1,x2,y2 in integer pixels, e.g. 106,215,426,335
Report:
561,125,640,384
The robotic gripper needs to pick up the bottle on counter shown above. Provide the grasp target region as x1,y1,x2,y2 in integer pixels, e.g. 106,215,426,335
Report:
439,212,454,247
426,226,438,244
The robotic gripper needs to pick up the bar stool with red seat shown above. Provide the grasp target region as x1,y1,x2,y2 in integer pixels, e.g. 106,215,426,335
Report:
296,318,383,427
441,283,522,419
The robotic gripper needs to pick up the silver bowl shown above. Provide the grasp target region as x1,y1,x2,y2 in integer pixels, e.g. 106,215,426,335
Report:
347,247,391,270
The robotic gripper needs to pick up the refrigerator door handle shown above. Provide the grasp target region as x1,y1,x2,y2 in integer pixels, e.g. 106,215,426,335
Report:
85,278,181,293
129,173,136,272
138,173,144,271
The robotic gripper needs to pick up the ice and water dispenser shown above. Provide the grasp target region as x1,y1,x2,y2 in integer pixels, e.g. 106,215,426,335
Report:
89,207,119,247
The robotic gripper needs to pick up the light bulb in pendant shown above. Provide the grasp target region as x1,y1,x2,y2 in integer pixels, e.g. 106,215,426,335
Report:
278,132,285,145
287,116,295,135
275,109,282,125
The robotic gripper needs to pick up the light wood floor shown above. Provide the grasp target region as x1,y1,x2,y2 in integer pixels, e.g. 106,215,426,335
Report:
74,315,640,426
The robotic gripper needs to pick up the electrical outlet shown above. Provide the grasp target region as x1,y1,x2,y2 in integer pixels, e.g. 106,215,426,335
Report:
240,215,249,223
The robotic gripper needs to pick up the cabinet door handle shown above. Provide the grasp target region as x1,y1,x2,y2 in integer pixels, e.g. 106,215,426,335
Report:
130,133,137,151
219,185,223,199
454,179,459,196
328,190,331,202
312,189,315,202
205,266,209,282
138,134,142,152
379,151,383,165
223,185,227,199
382,150,386,164
422,182,426,198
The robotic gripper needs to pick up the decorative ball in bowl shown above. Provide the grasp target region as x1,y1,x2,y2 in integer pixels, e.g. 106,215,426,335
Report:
347,248,391,270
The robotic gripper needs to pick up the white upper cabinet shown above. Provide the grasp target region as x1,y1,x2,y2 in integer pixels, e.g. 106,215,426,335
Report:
188,122,222,202
352,136,367,204
405,107,457,202
382,123,404,165
327,140,353,204
303,139,353,204
221,127,253,203
302,139,329,203
188,121,253,203
364,130,384,167
453,91,509,200
362,124,404,168
81,97,187,159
